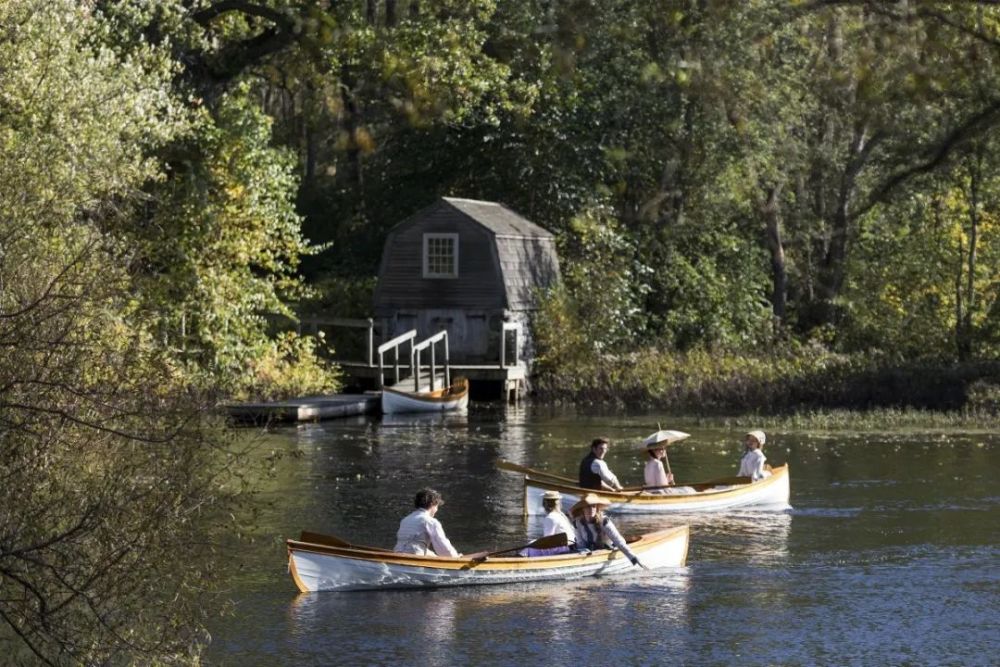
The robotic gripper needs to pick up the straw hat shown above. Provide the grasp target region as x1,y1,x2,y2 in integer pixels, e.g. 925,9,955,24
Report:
640,429,691,449
541,490,562,501
745,430,766,446
570,493,612,517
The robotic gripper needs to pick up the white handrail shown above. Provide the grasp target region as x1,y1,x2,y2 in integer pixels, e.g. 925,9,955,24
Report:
377,329,417,388
411,330,450,391
378,329,417,354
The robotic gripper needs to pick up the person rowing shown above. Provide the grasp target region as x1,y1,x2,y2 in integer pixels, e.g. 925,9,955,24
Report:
394,488,462,557
520,490,575,557
578,437,624,491
570,493,644,568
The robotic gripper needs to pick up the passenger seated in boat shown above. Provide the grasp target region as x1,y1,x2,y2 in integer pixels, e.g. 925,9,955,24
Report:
520,490,575,557
645,445,674,489
642,430,696,494
579,437,624,491
570,493,643,568
739,430,772,481
394,488,461,557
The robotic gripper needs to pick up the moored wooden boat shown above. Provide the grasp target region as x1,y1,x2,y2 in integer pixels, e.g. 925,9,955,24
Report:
287,526,689,592
498,461,791,515
381,376,469,414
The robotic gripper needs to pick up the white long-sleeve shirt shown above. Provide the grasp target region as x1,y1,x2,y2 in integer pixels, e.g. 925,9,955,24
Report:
591,458,622,490
739,448,769,481
394,509,460,557
645,458,671,488
542,509,576,545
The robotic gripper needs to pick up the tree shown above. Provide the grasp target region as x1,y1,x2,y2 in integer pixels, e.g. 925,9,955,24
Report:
0,2,243,661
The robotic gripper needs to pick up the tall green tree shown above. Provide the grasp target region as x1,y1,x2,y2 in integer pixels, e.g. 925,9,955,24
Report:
0,1,244,662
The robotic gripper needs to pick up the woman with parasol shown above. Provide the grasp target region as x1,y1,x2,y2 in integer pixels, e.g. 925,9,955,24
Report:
641,429,696,495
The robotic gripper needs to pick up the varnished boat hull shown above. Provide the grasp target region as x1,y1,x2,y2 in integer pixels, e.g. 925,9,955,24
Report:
523,465,791,515
287,526,689,592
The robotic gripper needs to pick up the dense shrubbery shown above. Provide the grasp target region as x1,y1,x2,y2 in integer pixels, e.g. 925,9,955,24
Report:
532,338,1000,413
533,281,1000,412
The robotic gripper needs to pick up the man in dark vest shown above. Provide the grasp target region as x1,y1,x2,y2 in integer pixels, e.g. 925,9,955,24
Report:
578,437,624,491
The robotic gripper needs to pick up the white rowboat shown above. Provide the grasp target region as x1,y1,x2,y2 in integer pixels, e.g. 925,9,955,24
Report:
287,526,689,592
498,461,791,515
380,377,469,414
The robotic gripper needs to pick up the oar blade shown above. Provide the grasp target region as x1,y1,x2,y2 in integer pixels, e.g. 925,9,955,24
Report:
524,532,569,550
495,459,535,475
482,531,570,559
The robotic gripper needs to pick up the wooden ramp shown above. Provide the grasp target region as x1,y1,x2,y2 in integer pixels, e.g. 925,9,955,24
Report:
224,393,379,423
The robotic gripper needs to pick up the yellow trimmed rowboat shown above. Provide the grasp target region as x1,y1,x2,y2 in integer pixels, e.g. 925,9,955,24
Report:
287,526,689,592
497,460,791,515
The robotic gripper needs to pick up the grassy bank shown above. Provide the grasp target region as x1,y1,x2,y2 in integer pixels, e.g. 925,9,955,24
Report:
531,346,1000,417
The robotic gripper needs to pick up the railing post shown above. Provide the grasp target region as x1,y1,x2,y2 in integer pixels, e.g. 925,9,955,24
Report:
413,348,421,392
378,353,385,388
367,318,374,367
393,343,400,384
430,342,436,391
500,325,506,369
444,333,451,387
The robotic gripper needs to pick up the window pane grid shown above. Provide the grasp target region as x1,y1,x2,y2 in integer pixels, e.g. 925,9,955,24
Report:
425,235,456,277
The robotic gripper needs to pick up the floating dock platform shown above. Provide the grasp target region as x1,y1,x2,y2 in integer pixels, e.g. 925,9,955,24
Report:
225,393,379,423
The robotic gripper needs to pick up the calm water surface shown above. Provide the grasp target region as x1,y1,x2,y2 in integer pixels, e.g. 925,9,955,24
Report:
206,406,998,666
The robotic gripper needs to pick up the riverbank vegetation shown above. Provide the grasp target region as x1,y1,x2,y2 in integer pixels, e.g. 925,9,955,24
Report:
4,0,1000,662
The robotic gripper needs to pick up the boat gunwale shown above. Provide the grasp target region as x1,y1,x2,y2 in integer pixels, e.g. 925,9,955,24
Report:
286,526,689,571
381,377,469,403
524,464,789,504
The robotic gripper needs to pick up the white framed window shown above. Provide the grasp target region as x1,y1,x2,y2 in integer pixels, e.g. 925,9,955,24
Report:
423,233,459,278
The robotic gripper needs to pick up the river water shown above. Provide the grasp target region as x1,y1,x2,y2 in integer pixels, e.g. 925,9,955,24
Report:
205,406,998,666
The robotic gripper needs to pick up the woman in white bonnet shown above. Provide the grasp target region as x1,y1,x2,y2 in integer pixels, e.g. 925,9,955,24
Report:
738,430,771,481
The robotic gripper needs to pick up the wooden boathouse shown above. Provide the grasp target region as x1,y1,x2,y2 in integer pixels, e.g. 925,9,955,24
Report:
326,197,561,399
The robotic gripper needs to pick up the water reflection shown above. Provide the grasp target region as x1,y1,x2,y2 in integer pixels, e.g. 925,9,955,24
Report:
285,569,693,666
379,411,470,428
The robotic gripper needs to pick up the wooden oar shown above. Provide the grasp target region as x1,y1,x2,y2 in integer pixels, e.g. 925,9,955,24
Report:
495,459,537,475
470,532,569,561
496,459,577,486
297,531,394,552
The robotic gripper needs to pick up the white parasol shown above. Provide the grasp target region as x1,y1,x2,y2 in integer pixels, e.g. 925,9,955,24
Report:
639,428,691,482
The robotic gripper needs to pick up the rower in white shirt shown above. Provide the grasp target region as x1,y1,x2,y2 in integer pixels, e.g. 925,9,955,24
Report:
738,430,772,481
394,488,461,557
578,437,623,491
540,490,575,544
521,490,575,557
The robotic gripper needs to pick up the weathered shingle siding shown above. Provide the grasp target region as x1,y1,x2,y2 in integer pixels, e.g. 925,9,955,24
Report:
494,236,561,310
374,202,506,313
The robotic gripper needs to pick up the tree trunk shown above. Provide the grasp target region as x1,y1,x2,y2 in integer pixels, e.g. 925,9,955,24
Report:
957,151,982,361
761,184,788,323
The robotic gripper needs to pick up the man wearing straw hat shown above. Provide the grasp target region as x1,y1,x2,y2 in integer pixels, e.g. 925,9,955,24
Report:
578,437,624,491
569,493,644,568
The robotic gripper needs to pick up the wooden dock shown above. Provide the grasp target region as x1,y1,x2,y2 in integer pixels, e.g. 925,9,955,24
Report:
225,393,379,423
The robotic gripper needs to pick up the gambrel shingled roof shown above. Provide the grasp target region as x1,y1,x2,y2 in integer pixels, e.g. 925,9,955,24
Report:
441,197,554,239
